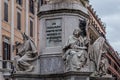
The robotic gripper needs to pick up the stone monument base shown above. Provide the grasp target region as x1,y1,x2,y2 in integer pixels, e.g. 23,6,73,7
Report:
90,77,115,80
12,71,92,80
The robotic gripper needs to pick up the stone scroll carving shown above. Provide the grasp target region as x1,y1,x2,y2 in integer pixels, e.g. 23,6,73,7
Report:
14,33,38,72
62,28,89,72
89,37,111,77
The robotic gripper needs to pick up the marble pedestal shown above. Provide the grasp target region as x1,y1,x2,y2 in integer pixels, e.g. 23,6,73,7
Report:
12,71,92,80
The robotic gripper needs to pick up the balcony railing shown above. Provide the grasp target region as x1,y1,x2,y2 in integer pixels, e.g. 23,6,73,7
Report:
0,60,14,77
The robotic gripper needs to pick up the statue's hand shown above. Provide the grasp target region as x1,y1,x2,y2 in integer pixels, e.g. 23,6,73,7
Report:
70,51,76,55
77,47,87,50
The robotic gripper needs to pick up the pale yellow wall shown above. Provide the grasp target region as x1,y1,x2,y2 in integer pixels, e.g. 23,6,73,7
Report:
1,0,11,36
0,0,38,56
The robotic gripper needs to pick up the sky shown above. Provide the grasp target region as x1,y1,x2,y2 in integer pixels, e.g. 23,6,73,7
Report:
90,0,120,53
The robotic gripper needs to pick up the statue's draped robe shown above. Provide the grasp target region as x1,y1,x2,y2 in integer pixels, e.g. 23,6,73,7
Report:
89,37,105,71
63,35,88,71
16,37,38,72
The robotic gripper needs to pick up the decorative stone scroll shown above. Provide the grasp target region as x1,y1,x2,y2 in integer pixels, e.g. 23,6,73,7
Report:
90,37,112,77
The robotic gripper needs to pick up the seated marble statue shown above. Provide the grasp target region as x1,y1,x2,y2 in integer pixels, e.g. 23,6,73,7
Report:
15,33,38,72
63,29,89,72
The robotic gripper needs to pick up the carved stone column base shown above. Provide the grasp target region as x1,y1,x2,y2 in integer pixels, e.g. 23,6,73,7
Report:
90,77,115,80
65,71,92,80
12,71,92,80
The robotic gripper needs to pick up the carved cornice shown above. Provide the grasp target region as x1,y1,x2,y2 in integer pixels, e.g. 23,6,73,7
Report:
38,9,89,18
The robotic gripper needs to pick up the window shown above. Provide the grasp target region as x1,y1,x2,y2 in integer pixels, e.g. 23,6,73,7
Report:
16,0,22,5
114,64,118,71
29,0,34,14
17,12,21,30
4,0,8,22
108,58,111,65
2,38,10,68
30,20,33,37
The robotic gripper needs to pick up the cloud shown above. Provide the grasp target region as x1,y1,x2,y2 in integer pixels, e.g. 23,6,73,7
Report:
90,0,120,16
110,41,120,54
104,14,120,52
90,0,120,53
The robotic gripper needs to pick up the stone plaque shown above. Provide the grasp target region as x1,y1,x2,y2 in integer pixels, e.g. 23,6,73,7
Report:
46,18,62,47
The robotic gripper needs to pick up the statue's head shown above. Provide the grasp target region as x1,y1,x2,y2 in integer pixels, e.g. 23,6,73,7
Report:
15,41,21,47
73,29,81,38
15,41,22,55
21,32,29,41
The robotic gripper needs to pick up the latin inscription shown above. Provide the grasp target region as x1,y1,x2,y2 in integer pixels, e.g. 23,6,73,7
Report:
46,19,62,47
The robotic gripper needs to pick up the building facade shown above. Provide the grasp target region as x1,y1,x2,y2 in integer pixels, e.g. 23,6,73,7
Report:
0,0,38,79
87,5,120,80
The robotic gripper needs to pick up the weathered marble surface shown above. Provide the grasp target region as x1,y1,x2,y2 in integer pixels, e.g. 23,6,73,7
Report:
46,0,89,4
89,37,111,77
39,2,88,14
40,54,64,74
13,71,92,80
14,33,38,72
90,77,115,80
62,28,89,72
